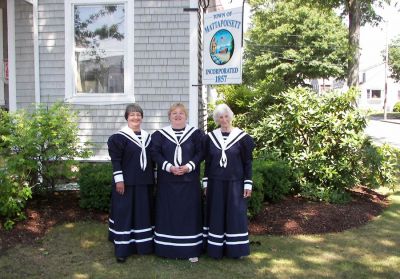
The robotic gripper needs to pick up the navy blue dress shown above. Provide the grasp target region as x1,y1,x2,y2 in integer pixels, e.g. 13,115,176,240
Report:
151,125,204,259
203,128,255,259
107,127,154,258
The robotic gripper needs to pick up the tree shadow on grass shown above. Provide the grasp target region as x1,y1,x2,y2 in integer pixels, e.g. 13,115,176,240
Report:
0,192,399,279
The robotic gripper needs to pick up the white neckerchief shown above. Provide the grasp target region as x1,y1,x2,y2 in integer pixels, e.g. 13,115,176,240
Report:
118,126,150,171
159,125,196,166
209,128,246,168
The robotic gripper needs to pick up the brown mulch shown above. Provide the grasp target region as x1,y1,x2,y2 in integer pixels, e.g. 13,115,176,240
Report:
0,186,389,253
0,191,108,253
249,186,389,235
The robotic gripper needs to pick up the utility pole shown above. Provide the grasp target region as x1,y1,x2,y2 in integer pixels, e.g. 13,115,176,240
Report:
383,20,389,120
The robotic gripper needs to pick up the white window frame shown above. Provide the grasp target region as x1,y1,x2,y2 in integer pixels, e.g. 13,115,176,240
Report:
64,0,134,105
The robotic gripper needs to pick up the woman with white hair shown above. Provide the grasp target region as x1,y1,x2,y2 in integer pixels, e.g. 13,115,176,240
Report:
203,103,255,259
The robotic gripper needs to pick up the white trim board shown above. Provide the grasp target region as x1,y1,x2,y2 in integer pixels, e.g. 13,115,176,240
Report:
7,0,16,111
33,0,40,105
189,0,199,128
0,9,4,106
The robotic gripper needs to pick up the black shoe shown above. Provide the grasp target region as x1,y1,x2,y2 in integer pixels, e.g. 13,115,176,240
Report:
116,257,126,263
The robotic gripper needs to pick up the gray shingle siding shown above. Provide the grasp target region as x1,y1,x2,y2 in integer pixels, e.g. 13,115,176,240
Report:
37,0,64,103
133,0,191,138
13,0,196,158
15,0,35,109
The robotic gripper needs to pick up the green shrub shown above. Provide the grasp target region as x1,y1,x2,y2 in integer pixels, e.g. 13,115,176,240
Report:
252,87,369,203
259,159,292,203
300,181,351,203
0,170,32,230
247,158,292,218
0,104,92,229
0,103,92,193
393,101,400,112
360,142,399,189
247,162,265,218
78,162,112,211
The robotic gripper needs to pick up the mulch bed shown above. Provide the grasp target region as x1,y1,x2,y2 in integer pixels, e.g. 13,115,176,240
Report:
0,186,389,253
249,186,389,235
0,191,108,254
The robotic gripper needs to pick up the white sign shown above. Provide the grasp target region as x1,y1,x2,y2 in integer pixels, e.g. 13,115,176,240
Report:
203,7,243,85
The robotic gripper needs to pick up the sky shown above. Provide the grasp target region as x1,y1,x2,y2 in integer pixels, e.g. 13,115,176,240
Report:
359,3,400,70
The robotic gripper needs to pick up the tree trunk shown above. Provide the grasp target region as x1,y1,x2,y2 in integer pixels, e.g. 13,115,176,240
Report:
347,0,361,87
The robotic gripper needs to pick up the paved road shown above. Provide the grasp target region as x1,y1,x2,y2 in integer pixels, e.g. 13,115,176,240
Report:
365,120,400,149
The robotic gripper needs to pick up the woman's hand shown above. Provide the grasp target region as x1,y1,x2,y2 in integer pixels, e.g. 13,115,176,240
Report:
243,189,252,198
170,165,189,176
170,166,181,175
179,165,190,174
116,182,125,195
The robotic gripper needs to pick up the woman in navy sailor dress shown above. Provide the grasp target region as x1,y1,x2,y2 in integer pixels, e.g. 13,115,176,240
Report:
203,104,255,259
107,104,155,263
151,103,204,262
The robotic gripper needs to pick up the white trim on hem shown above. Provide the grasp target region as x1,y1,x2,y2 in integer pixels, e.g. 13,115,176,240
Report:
109,227,153,235
208,240,250,246
155,232,203,239
226,232,249,237
154,240,203,247
208,232,224,238
208,232,249,238
114,237,154,245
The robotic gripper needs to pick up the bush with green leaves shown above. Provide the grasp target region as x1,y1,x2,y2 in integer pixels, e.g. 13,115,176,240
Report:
360,142,399,189
257,158,293,203
0,103,92,193
78,162,112,211
0,103,91,229
0,169,32,230
393,101,400,112
252,87,387,203
247,162,265,218
247,158,293,218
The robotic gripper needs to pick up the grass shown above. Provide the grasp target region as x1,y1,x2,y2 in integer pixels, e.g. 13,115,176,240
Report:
1,189,399,279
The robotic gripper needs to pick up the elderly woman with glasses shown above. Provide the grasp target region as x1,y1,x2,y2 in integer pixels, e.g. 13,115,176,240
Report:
203,103,255,259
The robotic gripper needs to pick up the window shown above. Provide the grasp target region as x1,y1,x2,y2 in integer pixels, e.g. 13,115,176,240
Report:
65,0,134,104
367,89,381,99
371,90,381,99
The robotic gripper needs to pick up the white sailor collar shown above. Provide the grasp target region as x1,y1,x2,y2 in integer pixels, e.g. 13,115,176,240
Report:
118,126,151,148
117,126,151,171
208,128,247,168
159,125,197,166
159,125,196,145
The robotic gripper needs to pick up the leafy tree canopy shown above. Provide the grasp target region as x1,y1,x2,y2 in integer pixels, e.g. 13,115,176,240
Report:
248,0,388,26
248,0,392,86
245,0,349,88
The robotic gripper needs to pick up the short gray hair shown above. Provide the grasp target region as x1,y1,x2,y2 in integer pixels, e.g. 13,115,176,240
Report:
213,103,234,124
125,103,143,120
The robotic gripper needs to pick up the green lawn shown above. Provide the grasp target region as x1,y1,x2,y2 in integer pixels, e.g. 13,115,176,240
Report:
1,189,399,279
